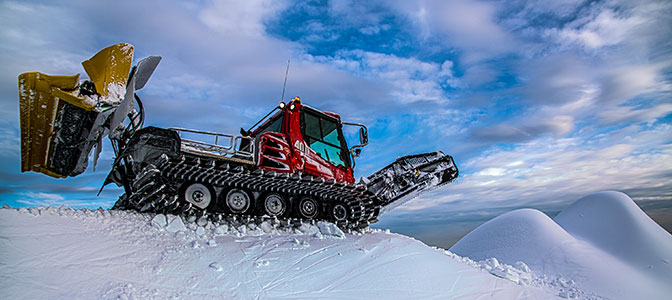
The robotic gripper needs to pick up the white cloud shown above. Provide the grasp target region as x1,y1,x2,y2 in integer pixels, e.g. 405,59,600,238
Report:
328,0,388,28
199,0,289,37
398,123,672,212
544,0,671,58
470,114,575,144
598,62,672,105
315,50,457,104
476,168,506,177
22,192,64,202
389,0,517,62
359,24,391,35
551,9,644,49
597,104,672,125
515,53,597,105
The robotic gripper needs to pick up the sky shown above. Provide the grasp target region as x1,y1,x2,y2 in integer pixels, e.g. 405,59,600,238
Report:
0,0,671,248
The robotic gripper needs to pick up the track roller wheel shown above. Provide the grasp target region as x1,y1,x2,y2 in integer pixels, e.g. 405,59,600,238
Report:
331,203,349,221
183,182,212,210
298,197,319,219
263,193,288,217
225,188,251,213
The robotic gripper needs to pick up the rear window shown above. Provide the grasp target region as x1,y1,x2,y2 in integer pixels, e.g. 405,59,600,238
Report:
255,113,283,136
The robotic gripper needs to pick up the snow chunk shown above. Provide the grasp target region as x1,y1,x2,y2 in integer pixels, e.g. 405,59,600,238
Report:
28,207,40,216
214,224,229,236
151,215,167,229
165,217,187,232
195,227,206,236
209,262,222,271
254,260,270,267
259,221,274,234
237,225,247,235
298,223,319,235
103,83,126,104
476,257,527,284
191,241,201,249
317,221,345,239
196,216,208,227
186,215,197,224
515,261,531,273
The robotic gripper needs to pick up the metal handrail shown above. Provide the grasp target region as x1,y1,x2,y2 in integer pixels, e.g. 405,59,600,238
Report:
170,127,255,159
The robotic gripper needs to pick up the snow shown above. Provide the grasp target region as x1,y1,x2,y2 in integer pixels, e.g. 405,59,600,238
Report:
451,191,672,300
316,220,345,238
0,206,560,299
1,191,669,299
103,82,126,104
554,191,672,280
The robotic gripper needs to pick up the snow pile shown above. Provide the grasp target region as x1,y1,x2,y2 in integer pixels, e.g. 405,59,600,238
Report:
0,206,561,299
555,191,672,279
451,191,672,300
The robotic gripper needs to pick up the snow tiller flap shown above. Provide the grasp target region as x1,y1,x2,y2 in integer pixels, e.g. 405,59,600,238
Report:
18,43,160,178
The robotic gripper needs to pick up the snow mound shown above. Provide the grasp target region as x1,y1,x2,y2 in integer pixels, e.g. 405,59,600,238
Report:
450,192,672,300
0,206,561,299
555,191,672,279
450,208,576,270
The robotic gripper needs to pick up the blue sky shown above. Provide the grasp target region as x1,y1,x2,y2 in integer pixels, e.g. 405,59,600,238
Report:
1,0,671,247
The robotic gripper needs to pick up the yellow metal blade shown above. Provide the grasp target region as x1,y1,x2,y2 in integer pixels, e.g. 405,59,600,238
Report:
18,72,80,178
51,88,96,110
81,43,134,103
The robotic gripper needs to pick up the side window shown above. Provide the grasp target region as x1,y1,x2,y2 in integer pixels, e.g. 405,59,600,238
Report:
256,114,283,136
302,111,348,168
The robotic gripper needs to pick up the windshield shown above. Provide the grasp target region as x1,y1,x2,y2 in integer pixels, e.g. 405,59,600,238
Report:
302,109,350,168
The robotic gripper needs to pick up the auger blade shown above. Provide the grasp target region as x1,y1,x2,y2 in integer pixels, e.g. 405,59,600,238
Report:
18,72,81,178
81,43,134,103
18,43,139,178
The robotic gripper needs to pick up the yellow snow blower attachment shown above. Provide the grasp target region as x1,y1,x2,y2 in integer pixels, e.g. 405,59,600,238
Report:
18,43,136,178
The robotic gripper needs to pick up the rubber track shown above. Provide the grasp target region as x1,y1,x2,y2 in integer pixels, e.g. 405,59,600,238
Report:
115,153,380,230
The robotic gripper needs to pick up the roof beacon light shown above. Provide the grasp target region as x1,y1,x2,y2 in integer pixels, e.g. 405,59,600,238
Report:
279,101,286,109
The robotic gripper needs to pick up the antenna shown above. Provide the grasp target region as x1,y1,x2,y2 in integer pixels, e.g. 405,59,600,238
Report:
281,59,290,102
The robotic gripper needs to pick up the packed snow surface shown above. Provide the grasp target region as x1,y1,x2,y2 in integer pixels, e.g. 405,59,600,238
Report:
1,206,560,299
451,191,672,299
1,191,669,299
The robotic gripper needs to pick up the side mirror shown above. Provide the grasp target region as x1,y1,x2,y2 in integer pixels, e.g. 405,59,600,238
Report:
359,127,368,145
353,148,362,158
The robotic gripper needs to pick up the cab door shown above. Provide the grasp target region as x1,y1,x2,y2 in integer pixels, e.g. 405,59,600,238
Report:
299,109,354,183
